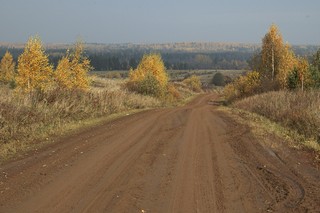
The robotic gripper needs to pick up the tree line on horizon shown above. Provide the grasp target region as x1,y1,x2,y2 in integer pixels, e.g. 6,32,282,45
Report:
0,47,252,71
0,41,318,71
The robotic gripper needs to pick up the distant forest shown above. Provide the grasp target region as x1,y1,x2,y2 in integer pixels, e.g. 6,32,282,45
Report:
0,42,319,71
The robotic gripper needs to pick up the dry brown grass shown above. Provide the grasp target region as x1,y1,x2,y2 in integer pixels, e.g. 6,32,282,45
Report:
0,76,198,161
0,77,161,160
233,90,320,150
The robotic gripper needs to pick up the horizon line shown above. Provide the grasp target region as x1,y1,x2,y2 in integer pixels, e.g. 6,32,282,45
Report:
0,41,319,47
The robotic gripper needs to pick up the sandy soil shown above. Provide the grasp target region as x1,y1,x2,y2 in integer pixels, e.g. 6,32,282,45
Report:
0,94,319,213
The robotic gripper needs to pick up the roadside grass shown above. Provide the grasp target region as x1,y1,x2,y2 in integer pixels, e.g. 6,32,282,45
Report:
228,90,320,152
0,108,144,162
0,76,198,162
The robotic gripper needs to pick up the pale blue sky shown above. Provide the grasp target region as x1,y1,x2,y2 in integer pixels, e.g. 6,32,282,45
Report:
0,0,319,44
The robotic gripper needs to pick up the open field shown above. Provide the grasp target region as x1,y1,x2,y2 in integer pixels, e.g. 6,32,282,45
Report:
167,69,244,83
92,69,245,85
0,93,319,212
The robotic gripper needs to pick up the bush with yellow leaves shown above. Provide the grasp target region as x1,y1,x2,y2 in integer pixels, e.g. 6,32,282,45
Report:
127,53,168,97
224,83,239,102
182,75,202,92
224,71,261,102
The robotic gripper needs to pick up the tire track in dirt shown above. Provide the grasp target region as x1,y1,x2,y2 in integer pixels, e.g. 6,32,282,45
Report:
223,114,320,212
0,93,319,213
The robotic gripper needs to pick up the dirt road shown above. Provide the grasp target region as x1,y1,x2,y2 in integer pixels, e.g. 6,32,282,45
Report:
0,94,319,213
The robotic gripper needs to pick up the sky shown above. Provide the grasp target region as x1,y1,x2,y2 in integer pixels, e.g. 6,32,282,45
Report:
0,0,319,44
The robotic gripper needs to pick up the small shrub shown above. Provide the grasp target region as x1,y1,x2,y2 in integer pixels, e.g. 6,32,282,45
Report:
167,83,181,99
224,71,261,102
212,72,225,86
224,83,239,102
165,83,181,102
133,72,164,97
182,75,202,92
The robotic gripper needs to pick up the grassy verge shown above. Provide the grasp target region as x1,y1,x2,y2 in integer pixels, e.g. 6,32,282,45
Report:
0,76,198,162
228,90,320,152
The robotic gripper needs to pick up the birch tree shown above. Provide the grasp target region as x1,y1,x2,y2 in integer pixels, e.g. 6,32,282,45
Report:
16,36,53,92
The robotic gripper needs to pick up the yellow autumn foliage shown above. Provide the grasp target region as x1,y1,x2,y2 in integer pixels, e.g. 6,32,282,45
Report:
296,57,311,91
182,75,202,92
261,24,298,89
237,71,261,95
0,51,15,83
128,53,168,97
224,71,261,102
261,24,284,81
16,36,53,92
277,43,297,89
55,41,92,90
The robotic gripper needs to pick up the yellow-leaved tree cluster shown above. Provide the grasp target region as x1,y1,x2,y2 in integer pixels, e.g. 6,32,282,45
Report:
127,53,203,100
260,24,299,89
224,24,316,102
224,71,261,101
127,53,169,97
55,42,92,90
0,36,92,93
